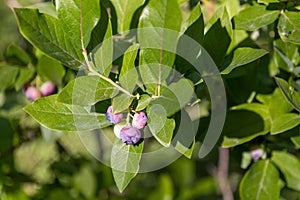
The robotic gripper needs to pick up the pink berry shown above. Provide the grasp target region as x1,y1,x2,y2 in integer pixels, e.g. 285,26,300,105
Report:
132,111,147,129
25,87,42,101
40,81,55,96
120,126,141,145
106,106,123,124
251,149,264,161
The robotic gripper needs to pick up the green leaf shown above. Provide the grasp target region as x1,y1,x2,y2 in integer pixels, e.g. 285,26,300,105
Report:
14,8,84,69
241,152,252,169
181,3,203,36
278,11,300,44
222,103,271,147
273,39,298,73
111,138,144,192
269,88,293,120
14,137,59,183
14,1,100,70
172,109,196,158
136,94,152,111
92,19,113,76
58,75,118,106
112,93,134,113
221,48,268,74
87,1,109,52
227,29,248,53
239,160,280,200
111,0,145,33
147,104,175,147
57,0,100,48
150,78,194,116
0,117,14,153
271,151,300,191
291,136,300,148
138,0,182,93
203,20,231,67
234,5,280,31
275,77,300,112
138,63,172,94
271,113,300,135
37,55,66,86
73,165,96,199
24,95,111,131
258,0,280,4
6,44,32,65
27,2,57,17
147,174,174,199
223,0,240,19
205,5,233,38
175,3,204,73
119,43,139,93
14,67,35,91
0,65,19,92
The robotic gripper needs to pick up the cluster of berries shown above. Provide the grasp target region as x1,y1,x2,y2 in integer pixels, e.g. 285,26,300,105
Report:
106,105,147,145
23,81,55,101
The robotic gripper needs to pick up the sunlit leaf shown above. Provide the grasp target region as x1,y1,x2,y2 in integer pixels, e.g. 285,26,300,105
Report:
119,43,139,93
271,151,300,191
92,19,113,76
239,160,280,200
111,0,145,33
112,93,134,113
222,103,271,147
278,11,300,44
111,138,144,192
221,48,268,74
234,5,279,31
58,75,118,106
271,113,300,135
138,0,182,93
275,77,300,112
147,104,175,147
24,95,111,131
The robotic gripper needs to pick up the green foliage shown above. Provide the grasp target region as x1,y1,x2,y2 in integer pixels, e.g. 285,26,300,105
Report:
0,0,299,198
239,160,280,200
271,151,300,191
24,95,111,131
111,138,144,192
233,5,280,31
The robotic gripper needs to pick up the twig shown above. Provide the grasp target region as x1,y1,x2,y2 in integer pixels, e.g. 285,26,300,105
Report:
217,147,234,200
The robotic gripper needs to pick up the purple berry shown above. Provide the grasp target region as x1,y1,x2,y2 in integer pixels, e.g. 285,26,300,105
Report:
132,111,147,129
114,123,126,139
106,106,123,124
251,149,264,161
40,81,55,96
25,86,42,101
120,126,141,145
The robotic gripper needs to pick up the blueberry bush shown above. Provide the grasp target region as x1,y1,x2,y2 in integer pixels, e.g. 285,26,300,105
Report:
1,0,300,199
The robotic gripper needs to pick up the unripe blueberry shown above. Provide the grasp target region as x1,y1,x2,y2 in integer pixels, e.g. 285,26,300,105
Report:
40,81,55,96
25,86,42,101
113,122,126,139
106,106,123,124
251,149,264,161
120,126,141,145
132,111,147,129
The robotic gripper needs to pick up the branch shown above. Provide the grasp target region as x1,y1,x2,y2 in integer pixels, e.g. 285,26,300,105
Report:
217,147,234,200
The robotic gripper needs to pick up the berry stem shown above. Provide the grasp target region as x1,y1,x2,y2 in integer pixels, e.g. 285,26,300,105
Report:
81,50,135,98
